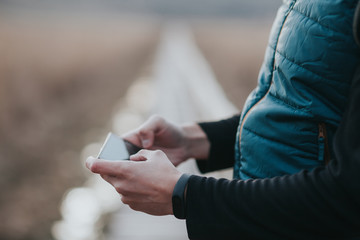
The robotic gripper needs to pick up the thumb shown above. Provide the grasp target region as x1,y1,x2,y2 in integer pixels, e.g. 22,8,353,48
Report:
85,156,97,170
130,149,150,161
139,130,154,148
136,115,165,148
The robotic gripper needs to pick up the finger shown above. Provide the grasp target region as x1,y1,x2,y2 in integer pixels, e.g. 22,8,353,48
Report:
139,132,153,149
129,149,162,161
122,130,142,147
138,115,165,148
129,153,147,162
100,174,117,184
129,149,154,161
125,201,171,216
85,156,96,169
86,156,130,176
100,175,133,196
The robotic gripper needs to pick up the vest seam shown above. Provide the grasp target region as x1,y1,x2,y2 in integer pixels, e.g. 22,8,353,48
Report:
267,88,342,127
271,0,297,72
291,7,345,34
242,126,316,153
267,91,310,111
269,46,350,86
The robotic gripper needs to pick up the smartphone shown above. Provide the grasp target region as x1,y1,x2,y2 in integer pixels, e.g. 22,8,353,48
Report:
97,132,142,160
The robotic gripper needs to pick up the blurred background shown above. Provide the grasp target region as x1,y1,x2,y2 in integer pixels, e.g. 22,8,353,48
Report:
0,1,281,239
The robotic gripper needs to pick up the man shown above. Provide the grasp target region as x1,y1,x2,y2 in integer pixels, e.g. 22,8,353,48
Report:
87,0,360,239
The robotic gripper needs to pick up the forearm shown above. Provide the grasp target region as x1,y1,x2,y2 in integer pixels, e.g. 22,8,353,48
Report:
181,123,211,160
196,115,240,172
179,115,240,171
185,168,360,239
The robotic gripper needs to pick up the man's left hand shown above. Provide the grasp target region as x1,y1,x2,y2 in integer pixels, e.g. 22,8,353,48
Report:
86,150,182,216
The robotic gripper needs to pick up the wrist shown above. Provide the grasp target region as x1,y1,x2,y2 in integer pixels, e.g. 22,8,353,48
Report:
181,123,210,160
172,173,191,219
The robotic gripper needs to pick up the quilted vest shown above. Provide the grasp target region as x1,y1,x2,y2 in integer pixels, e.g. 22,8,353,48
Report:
234,0,360,179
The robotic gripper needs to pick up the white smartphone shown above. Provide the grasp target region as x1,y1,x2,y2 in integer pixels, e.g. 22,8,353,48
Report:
97,132,141,161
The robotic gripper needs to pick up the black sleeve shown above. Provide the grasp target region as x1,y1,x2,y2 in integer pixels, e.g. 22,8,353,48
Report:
185,71,360,239
196,115,240,173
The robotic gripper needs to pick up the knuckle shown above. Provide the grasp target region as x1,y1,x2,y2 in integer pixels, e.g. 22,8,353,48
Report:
153,149,164,157
114,186,121,194
151,114,165,125
115,183,130,196
114,182,124,193
114,185,123,194
138,129,147,136
138,149,147,154
121,196,130,205
150,114,161,121
128,203,140,212
90,162,101,173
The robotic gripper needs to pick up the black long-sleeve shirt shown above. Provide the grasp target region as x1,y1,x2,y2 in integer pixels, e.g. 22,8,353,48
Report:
197,115,239,173
185,69,360,239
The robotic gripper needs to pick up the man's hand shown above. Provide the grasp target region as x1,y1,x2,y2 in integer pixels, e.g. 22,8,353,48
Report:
122,115,210,166
86,150,182,216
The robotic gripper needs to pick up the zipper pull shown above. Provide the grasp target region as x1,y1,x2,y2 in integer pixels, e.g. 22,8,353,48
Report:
318,123,325,139
318,123,330,164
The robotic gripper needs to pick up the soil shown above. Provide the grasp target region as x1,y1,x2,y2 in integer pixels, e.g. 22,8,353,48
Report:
0,16,159,240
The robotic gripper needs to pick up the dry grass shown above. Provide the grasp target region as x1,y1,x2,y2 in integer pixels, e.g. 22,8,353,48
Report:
0,15,159,240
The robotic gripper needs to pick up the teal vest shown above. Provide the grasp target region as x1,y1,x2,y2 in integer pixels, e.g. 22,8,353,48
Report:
234,0,360,179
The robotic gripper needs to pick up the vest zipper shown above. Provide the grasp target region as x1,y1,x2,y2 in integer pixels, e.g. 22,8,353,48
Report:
318,123,330,165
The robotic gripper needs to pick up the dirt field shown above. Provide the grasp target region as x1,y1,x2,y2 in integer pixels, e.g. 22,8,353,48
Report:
0,15,159,240
0,14,273,240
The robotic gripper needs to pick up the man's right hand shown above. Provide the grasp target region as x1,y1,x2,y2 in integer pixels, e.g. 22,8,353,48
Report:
122,115,210,166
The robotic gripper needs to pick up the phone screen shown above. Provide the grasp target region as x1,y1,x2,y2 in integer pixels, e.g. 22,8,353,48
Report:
97,132,141,160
